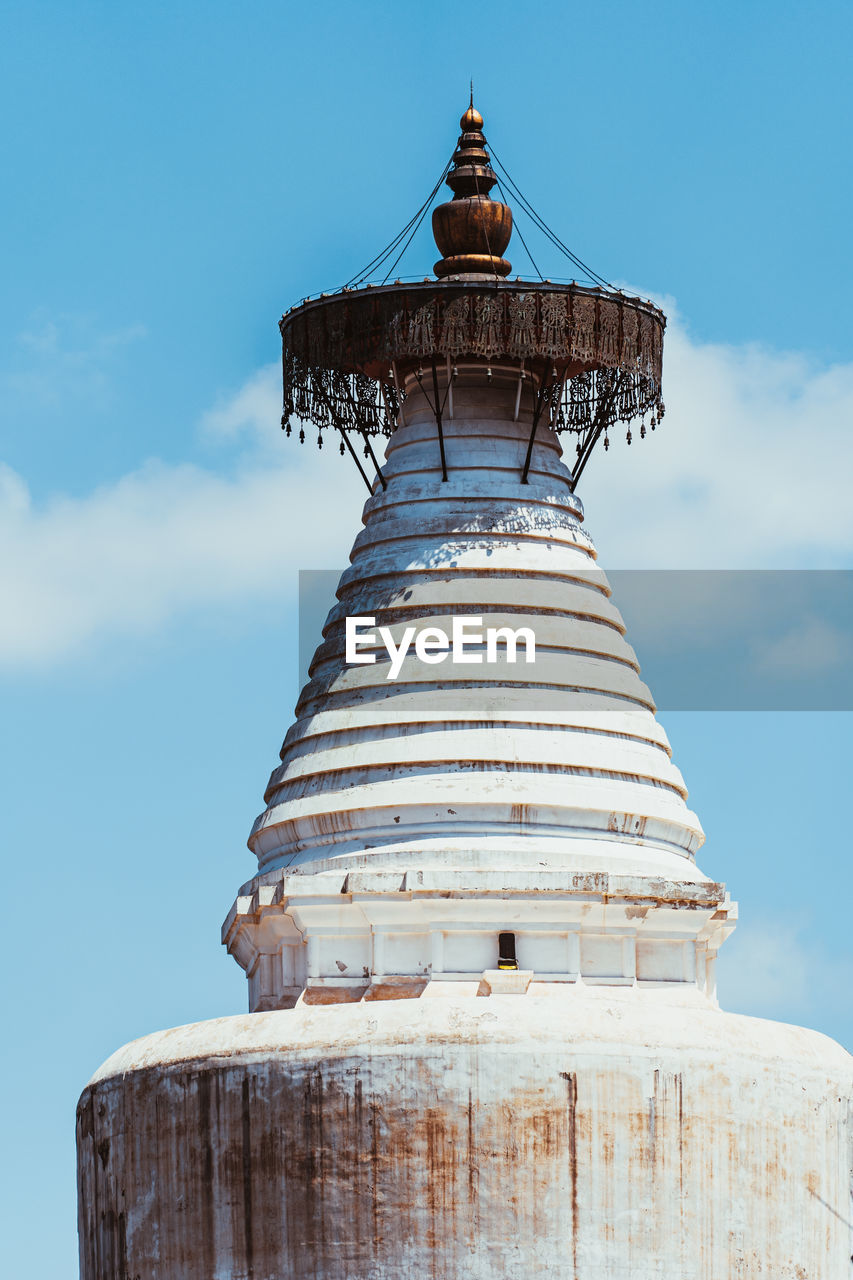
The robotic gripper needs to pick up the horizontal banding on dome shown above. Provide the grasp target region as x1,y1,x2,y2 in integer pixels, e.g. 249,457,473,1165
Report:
252,365,702,882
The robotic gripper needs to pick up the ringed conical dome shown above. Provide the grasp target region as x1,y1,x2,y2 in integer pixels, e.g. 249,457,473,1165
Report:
249,364,705,883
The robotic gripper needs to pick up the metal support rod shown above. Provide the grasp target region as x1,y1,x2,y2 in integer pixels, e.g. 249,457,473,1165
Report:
312,381,374,493
513,359,525,422
549,367,571,426
340,377,388,489
379,381,399,438
569,375,622,492
337,424,374,492
390,361,407,426
431,358,448,481
520,358,555,484
360,431,388,490
446,354,454,420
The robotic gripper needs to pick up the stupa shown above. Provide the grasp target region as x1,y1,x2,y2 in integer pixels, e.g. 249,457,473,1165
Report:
77,102,853,1279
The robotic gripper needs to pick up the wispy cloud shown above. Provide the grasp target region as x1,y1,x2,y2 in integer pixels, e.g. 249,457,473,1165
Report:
759,616,852,676
199,362,282,445
0,363,365,668
1,313,146,412
717,915,853,1048
2,307,853,670
582,300,853,568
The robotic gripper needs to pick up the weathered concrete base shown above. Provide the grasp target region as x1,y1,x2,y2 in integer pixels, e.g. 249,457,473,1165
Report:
77,990,853,1279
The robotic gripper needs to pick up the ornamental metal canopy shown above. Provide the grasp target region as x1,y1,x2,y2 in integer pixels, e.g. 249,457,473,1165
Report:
279,102,667,491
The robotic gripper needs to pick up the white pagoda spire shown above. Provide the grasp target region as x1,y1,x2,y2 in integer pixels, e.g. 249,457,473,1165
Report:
250,368,704,883
224,360,731,1015
77,100,853,1280
249,363,701,880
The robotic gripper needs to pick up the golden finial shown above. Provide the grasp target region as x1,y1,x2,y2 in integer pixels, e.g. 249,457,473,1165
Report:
461,80,483,131
460,102,484,132
432,99,512,279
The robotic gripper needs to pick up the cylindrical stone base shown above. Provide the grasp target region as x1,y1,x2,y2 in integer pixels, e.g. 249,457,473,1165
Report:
77,992,853,1279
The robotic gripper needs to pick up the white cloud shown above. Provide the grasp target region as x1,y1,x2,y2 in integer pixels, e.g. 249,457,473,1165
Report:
582,301,853,568
760,616,852,675
200,362,282,445
2,307,853,670
0,367,366,668
1,314,146,412
716,915,853,1041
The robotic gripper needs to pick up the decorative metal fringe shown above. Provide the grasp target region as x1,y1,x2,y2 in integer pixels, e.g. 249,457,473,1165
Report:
281,362,660,445
279,283,664,447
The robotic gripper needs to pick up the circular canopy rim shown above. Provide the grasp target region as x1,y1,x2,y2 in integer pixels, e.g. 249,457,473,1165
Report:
280,278,666,384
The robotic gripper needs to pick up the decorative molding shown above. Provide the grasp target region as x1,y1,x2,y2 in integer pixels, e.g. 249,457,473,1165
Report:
280,281,666,448
223,869,737,1011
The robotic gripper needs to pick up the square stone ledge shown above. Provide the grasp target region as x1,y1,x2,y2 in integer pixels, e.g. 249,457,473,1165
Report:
480,969,534,995
224,865,737,1012
224,867,730,944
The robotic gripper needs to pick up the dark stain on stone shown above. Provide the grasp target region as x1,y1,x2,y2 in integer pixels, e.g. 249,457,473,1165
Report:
197,1072,216,1277
241,1077,254,1277
561,1070,579,1276
467,1089,477,1204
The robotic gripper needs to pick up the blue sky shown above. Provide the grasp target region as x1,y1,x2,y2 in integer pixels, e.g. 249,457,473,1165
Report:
2,1,853,1274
